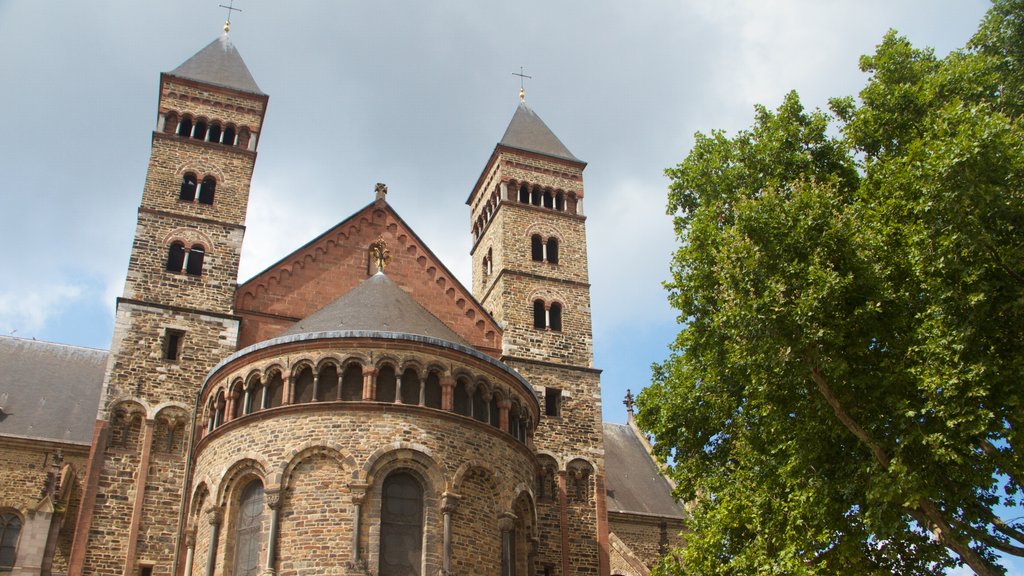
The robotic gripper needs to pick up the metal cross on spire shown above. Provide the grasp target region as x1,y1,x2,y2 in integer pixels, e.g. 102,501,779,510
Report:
512,67,532,102
219,0,242,33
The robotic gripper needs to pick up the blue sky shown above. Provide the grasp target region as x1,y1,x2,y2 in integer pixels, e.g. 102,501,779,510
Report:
1,1,1018,572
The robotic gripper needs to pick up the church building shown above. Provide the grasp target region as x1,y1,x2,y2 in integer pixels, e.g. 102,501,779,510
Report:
0,27,684,576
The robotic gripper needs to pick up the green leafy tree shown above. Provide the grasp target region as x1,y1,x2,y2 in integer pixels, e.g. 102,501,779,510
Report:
638,2,1024,574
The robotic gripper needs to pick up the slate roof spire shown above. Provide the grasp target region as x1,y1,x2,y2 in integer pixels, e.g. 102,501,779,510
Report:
499,102,581,163
168,33,263,95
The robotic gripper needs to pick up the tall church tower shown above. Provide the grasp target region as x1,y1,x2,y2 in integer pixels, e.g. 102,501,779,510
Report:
469,99,609,576
70,32,267,576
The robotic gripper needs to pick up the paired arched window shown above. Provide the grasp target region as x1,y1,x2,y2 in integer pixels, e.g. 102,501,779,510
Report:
179,173,216,205
0,513,20,570
233,480,264,576
533,300,562,331
180,173,197,201
198,176,216,205
530,235,560,264
166,242,205,276
172,114,239,146
379,472,424,576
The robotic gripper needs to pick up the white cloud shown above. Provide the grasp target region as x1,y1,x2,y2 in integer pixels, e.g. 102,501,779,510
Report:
0,284,83,336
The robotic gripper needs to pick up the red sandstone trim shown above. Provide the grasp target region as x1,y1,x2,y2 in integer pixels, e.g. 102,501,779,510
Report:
123,419,156,575
68,420,110,576
558,471,570,576
596,471,611,576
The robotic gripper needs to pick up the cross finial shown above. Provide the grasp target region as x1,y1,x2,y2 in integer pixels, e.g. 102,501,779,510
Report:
219,0,242,33
623,389,635,417
512,67,532,103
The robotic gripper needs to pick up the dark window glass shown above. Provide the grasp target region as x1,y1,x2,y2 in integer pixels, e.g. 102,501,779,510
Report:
518,184,529,203
185,245,204,276
177,117,193,137
400,369,420,405
453,380,470,416
180,173,197,201
247,378,264,413
545,388,561,417
473,387,487,423
533,300,546,329
164,329,183,361
376,366,397,402
294,367,314,403
266,372,284,408
489,396,500,428
341,364,363,401
531,235,543,262
424,373,442,409
549,302,562,331
319,364,339,401
233,481,264,576
208,123,222,144
166,242,186,272
0,513,21,569
546,238,559,264
193,119,208,141
531,188,541,206
555,192,565,212
543,190,553,209
223,125,236,146
198,176,215,205
379,473,423,576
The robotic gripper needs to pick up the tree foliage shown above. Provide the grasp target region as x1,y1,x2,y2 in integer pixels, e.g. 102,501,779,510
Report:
638,2,1024,574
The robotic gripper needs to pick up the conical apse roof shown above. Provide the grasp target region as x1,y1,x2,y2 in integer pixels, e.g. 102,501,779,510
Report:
168,34,263,94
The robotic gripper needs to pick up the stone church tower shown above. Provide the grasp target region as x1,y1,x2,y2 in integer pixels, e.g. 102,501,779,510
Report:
69,33,268,575
468,99,607,576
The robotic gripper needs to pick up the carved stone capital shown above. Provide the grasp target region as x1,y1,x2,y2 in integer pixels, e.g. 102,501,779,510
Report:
265,489,282,510
497,511,517,532
205,506,223,526
185,526,198,548
348,483,370,505
441,492,460,514
345,559,368,573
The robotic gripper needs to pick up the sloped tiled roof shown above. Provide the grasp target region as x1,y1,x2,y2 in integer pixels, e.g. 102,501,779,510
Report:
280,272,469,345
168,34,263,95
603,422,685,518
0,336,106,444
499,103,581,163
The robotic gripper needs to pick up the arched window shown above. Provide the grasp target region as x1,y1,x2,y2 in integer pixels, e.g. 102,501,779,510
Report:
233,480,264,576
265,372,284,408
424,372,442,409
533,300,546,330
0,513,21,570
531,235,543,262
208,123,222,145
180,173,197,202
164,112,179,134
231,382,245,420
223,125,236,146
185,245,205,276
549,302,562,331
543,189,553,209
214,390,226,427
531,188,541,206
473,387,487,423
177,116,193,137
193,119,208,141
400,369,420,405
166,242,186,272
555,192,565,212
198,176,216,205
453,379,470,416
247,377,264,413
294,366,314,403
376,366,397,402
489,396,500,428
319,364,339,401
546,238,559,264
518,184,529,204
379,472,423,576
341,364,363,401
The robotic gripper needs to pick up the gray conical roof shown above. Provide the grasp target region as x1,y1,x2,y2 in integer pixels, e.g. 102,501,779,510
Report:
168,34,263,95
499,102,580,163
281,273,468,345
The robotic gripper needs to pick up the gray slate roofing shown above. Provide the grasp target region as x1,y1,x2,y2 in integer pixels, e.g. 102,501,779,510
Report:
280,272,468,345
0,336,106,444
603,422,685,518
168,34,263,95
499,103,581,163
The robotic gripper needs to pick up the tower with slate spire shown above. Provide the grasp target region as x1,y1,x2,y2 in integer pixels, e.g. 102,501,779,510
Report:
69,31,267,576
469,99,609,575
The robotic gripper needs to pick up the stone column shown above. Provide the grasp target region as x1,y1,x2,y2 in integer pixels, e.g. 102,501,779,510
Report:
312,373,321,402
204,507,223,576
123,417,155,576
226,391,239,422
394,373,402,404
498,513,517,576
242,385,252,414
441,376,455,411
418,377,426,406
260,379,269,409
441,493,460,575
182,527,197,576
346,485,368,574
362,368,378,401
284,375,295,406
264,490,282,575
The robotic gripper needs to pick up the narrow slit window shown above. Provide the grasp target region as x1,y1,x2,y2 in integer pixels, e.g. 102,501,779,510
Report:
531,235,543,262
166,242,186,272
163,329,184,361
546,238,559,264
533,300,546,329
519,184,529,203
549,302,562,331
545,387,561,417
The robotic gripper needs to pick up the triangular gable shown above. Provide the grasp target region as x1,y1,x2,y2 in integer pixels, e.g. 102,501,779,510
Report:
234,199,502,356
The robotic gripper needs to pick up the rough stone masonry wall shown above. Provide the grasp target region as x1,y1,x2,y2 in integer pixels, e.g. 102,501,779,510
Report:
160,79,266,139
122,211,244,316
189,403,535,576
0,440,88,575
609,513,685,572
492,274,594,366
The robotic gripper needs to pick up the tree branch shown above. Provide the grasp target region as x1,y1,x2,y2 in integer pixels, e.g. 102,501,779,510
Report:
809,367,1002,575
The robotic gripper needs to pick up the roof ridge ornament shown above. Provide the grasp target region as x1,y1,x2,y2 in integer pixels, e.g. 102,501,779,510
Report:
513,67,532,103
370,236,390,273
219,0,242,33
